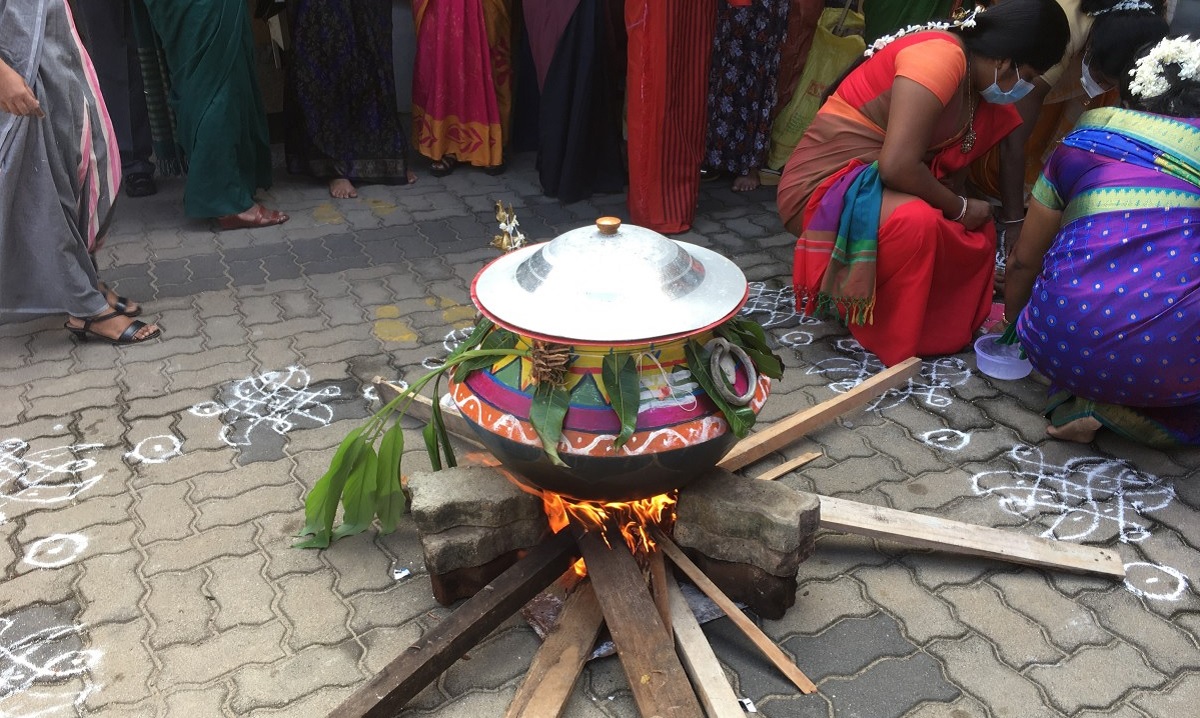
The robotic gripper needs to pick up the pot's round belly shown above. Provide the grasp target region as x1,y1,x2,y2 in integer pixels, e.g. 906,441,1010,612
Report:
448,336,770,501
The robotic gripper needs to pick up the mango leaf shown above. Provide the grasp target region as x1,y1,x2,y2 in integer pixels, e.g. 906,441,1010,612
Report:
684,341,753,439
529,382,570,466
445,317,495,365
423,420,442,472
451,329,519,380
296,428,367,548
333,446,378,540
717,319,784,380
431,391,457,468
600,353,640,449
375,421,406,534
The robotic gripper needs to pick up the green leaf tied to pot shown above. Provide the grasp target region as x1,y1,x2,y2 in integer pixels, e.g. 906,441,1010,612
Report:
296,216,783,548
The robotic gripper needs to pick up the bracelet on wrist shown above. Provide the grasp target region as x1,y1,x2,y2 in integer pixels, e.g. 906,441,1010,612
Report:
951,196,968,222
999,217,1025,225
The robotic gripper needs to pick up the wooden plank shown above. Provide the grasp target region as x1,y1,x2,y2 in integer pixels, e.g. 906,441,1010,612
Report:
651,528,818,695
718,357,921,472
372,378,484,450
665,573,746,718
754,451,822,482
332,530,579,718
576,529,703,718
649,549,673,646
818,495,1126,579
505,581,605,718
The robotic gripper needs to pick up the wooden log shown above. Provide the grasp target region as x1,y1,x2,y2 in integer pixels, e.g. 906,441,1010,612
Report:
649,549,673,646
577,528,703,718
665,573,746,718
718,356,921,472
754,451,822,482
331,530,579,718
651,528,817,695
505,581,605,718
818,496,1126,579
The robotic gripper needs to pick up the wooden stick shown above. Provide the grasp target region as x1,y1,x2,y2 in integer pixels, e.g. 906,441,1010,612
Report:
577,528,703,718
648,549,673,646
651,528,817,694
718,356,921,472
817,496,1126,578
665,573,746,718
754,451,822,482
505,581,605,718
331,530,579,717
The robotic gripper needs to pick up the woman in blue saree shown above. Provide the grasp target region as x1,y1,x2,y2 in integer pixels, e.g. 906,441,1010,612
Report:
1004,36,1200,446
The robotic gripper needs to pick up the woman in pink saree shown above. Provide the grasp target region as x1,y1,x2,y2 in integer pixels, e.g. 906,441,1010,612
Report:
411,0,512,175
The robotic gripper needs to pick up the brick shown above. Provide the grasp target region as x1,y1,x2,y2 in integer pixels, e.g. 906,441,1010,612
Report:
141,523,259,575
419,519,547,575
134,480,195,544
231,643,364,712
161,686,230,718
430,550,522,605
408,465,545,534
682,551,797,619
78,551,146,624
926,634,1063,718
194,484,302,531
1131,672,1200,718
782,612,917,682
19,493,134,541
986,572,1112,653
278,571,353,649
1077,588,1200,674
321,532,396,595
673,469,819,577
820,652,960,718
144,569,214,649
206,553,278,630
80,619,155,709
1026,641,1164,714
854,565,965,643
157,621,287,686
940,583,1063,668
772,574,875,637
0,563,79,613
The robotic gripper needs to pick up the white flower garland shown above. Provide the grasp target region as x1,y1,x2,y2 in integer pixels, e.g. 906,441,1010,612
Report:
1127,35,1200,101
863,6,980,58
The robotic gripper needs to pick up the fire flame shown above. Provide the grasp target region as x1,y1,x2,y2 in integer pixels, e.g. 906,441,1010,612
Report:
543,492,678,575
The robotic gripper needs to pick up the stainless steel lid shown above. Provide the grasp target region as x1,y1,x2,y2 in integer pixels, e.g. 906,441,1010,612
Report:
471,217,748,344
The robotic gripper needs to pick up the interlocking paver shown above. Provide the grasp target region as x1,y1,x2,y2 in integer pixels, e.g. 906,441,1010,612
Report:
277,571,353,650
156,621,287,687
1077,588,1200,674
83,619,156,708
927,633,1062,718
78,551,144,625
854,565,966,643
1026,641,1164,715
940,582,1063,668
141,523,259,575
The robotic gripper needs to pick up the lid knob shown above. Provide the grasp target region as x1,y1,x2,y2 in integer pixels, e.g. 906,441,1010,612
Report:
596,217,622,235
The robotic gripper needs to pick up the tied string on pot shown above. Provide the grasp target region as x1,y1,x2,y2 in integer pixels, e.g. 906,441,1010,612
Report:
635,352,699,412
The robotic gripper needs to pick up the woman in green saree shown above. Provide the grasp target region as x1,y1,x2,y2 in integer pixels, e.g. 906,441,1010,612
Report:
142,0,287,229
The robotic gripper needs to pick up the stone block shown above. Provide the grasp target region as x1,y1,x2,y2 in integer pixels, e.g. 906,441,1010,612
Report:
679,550,797,620
408,465,546,535
673,468,819,577
430,549,522,606
419,518,548,575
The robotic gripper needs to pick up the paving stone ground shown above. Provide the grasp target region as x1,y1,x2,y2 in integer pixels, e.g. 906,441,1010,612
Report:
1,151,1198,718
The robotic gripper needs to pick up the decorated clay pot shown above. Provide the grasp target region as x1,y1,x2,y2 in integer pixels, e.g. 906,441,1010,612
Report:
447,218,772,501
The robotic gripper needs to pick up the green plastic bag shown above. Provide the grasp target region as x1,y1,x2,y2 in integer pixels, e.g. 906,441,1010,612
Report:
764,6,865,171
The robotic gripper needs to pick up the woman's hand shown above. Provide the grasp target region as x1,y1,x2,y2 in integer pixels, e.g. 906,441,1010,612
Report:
0,61,42,117
959,198,993,231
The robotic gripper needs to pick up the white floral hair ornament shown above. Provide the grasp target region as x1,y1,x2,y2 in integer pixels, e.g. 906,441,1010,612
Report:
1089,1,1155,15
863,5,983,57
1127,35,1200,101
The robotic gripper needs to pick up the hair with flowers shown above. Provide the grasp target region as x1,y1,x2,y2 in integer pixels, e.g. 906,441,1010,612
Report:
1123,35,1200,116
1085,0,1156,15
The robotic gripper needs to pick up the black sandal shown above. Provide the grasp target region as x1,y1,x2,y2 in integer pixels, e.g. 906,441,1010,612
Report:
65,310,161,344
430,155,459,177
97,282,142,317
483,161,507,176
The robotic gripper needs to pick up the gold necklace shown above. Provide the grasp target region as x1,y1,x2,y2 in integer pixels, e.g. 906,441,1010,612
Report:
960,57,976,154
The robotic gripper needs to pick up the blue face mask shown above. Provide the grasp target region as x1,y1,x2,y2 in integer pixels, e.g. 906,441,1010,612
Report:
979,66,1035,104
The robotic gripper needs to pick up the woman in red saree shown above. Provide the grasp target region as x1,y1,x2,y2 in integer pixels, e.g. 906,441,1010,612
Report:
776,0,1070,366
411,0,511,175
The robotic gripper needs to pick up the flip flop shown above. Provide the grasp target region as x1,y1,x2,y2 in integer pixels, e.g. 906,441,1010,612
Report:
216,204,289,231
65,310,161,344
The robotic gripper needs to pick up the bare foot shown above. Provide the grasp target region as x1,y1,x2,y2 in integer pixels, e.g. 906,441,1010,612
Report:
407,170,417,184
66,312,161,343
732,173,760,192
329,178,358,199
1046,416,1102,443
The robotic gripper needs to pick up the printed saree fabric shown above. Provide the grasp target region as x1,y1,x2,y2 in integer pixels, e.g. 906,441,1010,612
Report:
285,0,410,184
0,0,118,317
1016,107,1200,445
141,0,272,218
411,0,511,168
777,32,1020,366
